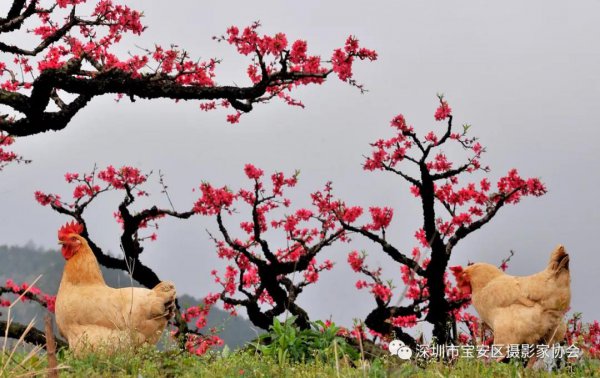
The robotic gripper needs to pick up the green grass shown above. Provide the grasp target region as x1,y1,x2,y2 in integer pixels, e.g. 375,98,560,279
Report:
2,345,600,378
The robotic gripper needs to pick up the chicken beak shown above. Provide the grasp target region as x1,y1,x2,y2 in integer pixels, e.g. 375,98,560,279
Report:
58,240,65,245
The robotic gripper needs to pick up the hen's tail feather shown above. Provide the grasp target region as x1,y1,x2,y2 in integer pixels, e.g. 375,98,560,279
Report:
548,245,569,276
152,281,177,320
163,298,176,319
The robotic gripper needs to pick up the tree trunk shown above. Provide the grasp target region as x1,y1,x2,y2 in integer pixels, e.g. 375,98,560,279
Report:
425,244,451,345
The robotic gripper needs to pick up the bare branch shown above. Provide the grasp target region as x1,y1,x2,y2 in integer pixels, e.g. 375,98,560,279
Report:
446,187,523,250
341,222,426,276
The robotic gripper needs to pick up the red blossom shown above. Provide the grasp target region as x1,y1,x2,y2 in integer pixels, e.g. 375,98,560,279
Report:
424,131,439,145
244,164,264,179
290,40,307,63
364,206,393,231
390,315,418,328
434,100,452,121
355,280,368,289
428,153,452,172
303,264,319,283
331,36,377,82
341,206,363,223
226,112,242,124
410,186,420,197
1,280,56,313
566,313,600,358
193,183,235,215
347,251,364,272
97,165,147,189
497,169,547,204
0,133,26,171
371,283,392,302
34,191,60,206
415,228,429,247
390,114,412,132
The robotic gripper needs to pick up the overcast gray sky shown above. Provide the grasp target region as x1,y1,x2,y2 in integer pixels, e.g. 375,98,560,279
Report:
1,1,599,329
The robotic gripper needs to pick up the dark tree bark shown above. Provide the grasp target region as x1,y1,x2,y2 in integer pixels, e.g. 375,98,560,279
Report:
364,305,419,350
0,320,68,349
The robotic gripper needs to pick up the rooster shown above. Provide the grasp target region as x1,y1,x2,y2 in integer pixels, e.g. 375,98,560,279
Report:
55,221,176,353
451,245,570,364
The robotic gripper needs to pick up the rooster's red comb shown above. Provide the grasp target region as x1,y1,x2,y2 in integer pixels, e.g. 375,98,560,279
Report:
58,221,84,241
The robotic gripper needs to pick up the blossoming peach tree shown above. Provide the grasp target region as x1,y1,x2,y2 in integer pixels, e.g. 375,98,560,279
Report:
192,164,346,331
0,0,375,166
315,96,547,347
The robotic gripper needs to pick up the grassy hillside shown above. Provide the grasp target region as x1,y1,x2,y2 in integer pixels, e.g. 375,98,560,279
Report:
2,245,599,377
0,244,258,348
